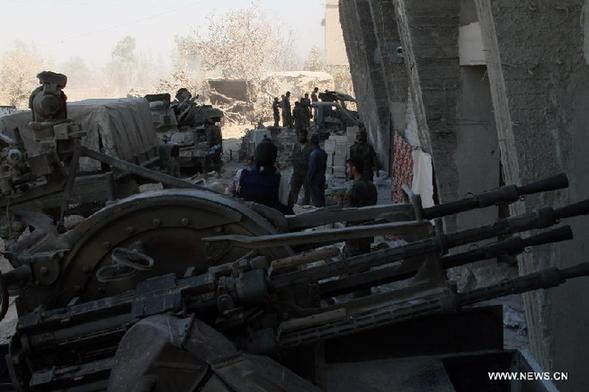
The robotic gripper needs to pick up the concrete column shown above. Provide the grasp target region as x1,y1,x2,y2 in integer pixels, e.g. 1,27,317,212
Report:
476,1,589,390
392,0,462,229
339,0,391,173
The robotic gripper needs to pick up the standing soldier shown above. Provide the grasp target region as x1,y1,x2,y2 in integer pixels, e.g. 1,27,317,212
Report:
293,101,308,141
284,91,293,128
311,87,319,103
349,129,379,182
311,87,319,122
306,134,327,207
272,97,281,127
280,95,287,127
205,119,223,175
302,93,312,128
288,135,312,208
344,159,378,256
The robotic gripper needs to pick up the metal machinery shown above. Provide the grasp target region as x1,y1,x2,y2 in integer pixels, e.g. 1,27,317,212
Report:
0,156,588,392
145,90,224,175
0,72,206,248
312,91,360,139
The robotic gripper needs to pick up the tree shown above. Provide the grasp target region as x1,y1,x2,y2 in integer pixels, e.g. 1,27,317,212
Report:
104,36,138,94
58,57,93,89
0,41,46,108
304,46,325,72
175,3,297,83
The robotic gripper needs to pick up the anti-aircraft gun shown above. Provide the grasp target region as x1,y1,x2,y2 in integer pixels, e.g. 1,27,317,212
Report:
0,72,207,248
1,171,589,391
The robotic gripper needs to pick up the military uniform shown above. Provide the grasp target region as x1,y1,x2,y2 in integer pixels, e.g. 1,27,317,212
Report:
293,105,308,141
272,100,280,127
306,145,328,207
288,142,313,208
344,179,378,256
282,96,292,128
349,141,378,182
205,124,223,174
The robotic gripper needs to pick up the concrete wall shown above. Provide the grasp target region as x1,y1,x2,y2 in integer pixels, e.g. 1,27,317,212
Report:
475,1,589,390
340,1,589,390
339,0,391,173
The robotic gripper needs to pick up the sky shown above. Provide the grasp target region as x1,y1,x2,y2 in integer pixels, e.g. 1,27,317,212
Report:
0,0,326,68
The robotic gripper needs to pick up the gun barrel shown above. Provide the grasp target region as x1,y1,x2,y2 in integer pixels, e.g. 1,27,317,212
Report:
318,226,573,297
460,262,589,306
273,201,589,290
422,173,568,220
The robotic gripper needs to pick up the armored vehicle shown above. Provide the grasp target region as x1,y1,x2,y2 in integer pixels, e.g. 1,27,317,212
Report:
313,90,360,139
145,89,224,175
0,72,196,248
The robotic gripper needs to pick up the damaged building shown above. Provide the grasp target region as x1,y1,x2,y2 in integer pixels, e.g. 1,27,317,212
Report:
339,0,589,391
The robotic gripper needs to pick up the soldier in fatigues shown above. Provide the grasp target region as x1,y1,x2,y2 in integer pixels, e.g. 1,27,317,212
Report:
293,101,308,141
306,134,327,207
311,87,319,122
280,94,288,127
288,135,312,208
283,91,292,128
349,129,378,182
302,93,312,128
205,120,223,175
344,158,378,256
272,97,280,127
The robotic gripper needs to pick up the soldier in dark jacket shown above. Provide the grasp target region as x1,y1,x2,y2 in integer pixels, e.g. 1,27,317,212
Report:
237,140,293,215
349,129,378,182
306,134,327,207
344,158,378,256
280,94,288,127
282,91,292,128
311,87,319,122
288,135,313,208
293,101,309,141
302,93,312,127
272,97,280,127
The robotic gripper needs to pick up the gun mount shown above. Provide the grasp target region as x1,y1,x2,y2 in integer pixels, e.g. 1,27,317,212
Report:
0,170,587,391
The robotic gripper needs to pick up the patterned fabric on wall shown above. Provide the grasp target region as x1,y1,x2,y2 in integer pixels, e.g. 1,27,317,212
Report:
392,133,414,204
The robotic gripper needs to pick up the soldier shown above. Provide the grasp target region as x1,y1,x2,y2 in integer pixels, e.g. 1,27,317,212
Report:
283,91,293,128
349,129,379,182
311,87,319,122
288,135,313,208
311,87,319,103
302,93,312,127
280,94,288,127
205,119,223,175
306,134,327,207
237,139,293,215
344,158,378,256
293,101,308,141
272,97,280,127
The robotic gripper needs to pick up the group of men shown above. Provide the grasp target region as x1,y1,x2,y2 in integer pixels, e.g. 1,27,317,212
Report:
272,87,320,140
231,126,380,256
229,134,326,216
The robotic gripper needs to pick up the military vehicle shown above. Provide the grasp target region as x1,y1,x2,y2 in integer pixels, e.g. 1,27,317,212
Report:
313,90,361,139
0,71,201,248
0,163,587,391
145,89,224,175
